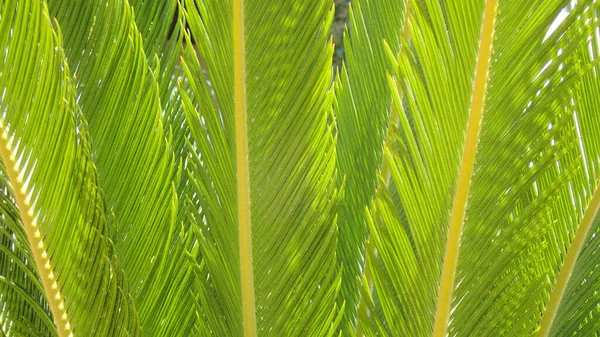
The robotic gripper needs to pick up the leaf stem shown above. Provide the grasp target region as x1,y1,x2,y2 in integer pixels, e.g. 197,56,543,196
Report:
233,0,257,336
537,185,600,337
0,124,71,337
432,1,498,336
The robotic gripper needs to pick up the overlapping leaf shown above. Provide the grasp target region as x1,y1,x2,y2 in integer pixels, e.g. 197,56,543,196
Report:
45,0,195,334
0,1,140,335
549,11,600,335
333,0,407,330
180,0,342,335
3,0,600,336
0,163,54,336
356,0,600,336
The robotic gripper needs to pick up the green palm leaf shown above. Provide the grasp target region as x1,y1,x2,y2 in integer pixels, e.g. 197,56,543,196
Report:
0,161,55,336
333,0,408,330
179,0,341,335
4,0,600,336
356,0,600,336
45,0,195,334
542,16,600,336
129,0,188,162
0,1,140,335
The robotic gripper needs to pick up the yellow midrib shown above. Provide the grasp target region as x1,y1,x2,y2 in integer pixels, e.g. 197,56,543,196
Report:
431,1,498,336
0,124,72,337
537,186,600,337
233,0,257,336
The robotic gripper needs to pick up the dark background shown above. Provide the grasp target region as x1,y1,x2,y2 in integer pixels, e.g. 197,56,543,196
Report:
331,0,351,70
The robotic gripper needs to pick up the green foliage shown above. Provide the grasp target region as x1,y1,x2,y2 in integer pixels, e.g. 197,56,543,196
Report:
1,0,600,336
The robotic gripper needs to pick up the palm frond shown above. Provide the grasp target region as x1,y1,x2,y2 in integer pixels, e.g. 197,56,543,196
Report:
542,11,600,335
4,0,600,335
0,1,141,335
129,0,179,61
45,0,196,334
0,161,55,336
358,0,600,336
332,0,408,330
180,0,342,335
359,0,490,333
129,0,189,163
